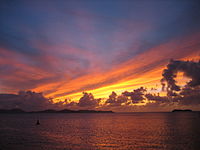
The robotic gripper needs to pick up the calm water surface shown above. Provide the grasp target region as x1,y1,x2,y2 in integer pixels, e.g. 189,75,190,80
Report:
0,112,200,150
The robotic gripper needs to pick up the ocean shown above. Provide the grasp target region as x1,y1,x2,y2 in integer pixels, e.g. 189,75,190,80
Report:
0,112,200,150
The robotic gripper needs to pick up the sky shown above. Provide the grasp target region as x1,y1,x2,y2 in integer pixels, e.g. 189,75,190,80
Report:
0,0,200,111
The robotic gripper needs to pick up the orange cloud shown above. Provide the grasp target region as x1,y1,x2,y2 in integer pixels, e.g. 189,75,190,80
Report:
1,31,200,103
31,32,200,102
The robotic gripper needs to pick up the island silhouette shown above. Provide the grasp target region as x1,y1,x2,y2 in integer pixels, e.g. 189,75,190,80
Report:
0,108,113,113
172,109,193,112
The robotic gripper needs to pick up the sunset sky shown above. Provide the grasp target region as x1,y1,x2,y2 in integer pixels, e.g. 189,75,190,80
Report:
0,0,200,111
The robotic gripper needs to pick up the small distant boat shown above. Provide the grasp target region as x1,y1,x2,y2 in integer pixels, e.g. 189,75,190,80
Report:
36,119,40,125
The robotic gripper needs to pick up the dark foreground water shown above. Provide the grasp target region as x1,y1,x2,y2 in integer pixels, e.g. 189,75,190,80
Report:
0,112,200,150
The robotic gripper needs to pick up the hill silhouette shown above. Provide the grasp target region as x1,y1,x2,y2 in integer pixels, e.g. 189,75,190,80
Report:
172,109,192,112
0,108,113,113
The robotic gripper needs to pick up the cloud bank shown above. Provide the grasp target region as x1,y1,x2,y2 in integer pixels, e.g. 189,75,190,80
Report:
2,60,200,112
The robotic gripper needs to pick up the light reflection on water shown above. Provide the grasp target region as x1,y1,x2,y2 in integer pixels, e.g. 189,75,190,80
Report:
0,112,200,150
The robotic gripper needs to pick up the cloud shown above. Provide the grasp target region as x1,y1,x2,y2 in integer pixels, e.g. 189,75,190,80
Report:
0,91,101,111
105,91,128,106
1,86,200,112
122,87,146,103
50,92,101,110
161,59,200,91
77,92,101,108
0,91,53,111
176,86,200,105
157,59,200,106
145,93,170,103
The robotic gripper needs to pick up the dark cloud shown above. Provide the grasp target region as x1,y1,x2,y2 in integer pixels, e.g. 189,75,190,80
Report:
77,92,101,108
161,59,200,91
106,91,117,104
105,91,128,106
176,86,200,105
0,91,53,111
0,91,101,111
160,59,200,106
145,93,170,103
55,92,101,110
122,87,146,103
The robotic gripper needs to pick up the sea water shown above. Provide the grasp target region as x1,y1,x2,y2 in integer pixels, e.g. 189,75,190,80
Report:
0,112,200,150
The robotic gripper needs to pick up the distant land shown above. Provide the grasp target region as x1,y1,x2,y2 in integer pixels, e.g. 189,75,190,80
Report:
172,109,193,112
0,108,113,114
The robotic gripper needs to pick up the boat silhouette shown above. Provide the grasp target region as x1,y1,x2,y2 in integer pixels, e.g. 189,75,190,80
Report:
36,119,40,125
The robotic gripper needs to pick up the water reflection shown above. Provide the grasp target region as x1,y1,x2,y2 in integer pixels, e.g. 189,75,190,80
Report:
0,112,200,150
